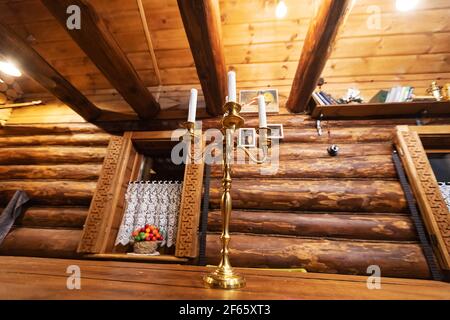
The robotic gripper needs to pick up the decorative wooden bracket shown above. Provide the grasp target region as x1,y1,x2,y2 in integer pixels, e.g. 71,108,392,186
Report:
395,125,450,270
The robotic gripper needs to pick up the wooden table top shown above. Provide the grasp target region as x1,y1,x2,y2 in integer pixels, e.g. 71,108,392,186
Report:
0,256,449,300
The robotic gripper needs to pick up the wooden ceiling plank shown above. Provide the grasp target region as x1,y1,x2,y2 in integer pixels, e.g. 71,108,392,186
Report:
177,0,227,116
0,22,101,122
286,0,352,113
41,0,160,119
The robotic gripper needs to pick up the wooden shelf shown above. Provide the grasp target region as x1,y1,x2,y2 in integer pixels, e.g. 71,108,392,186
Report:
311,101,450,119
3,256,450,299
84,253,189,263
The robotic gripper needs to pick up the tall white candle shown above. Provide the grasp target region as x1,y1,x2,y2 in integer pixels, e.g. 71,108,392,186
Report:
227,71,237,102
187,88,198,123
257,94,267,128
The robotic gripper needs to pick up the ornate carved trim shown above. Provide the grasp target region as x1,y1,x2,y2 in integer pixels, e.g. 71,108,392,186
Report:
396,126,450,270
175,141,205,258
78,136,125,253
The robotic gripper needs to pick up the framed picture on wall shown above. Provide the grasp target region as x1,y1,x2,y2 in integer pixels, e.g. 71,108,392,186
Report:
238,128,257,148
239,89,279,113
267,124,284,139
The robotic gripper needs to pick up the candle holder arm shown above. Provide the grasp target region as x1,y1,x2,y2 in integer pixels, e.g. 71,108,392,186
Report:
237,145,269,164
237,127,271,164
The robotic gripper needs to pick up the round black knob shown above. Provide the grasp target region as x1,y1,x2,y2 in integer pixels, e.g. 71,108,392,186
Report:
327,144,339,157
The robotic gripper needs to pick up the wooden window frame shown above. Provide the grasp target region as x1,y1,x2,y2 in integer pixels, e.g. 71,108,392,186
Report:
395,125,450,270
77,131,204,259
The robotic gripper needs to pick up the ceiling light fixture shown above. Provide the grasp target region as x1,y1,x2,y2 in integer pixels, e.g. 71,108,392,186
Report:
0,60,22,77
396,0,419,12
276,0,287,19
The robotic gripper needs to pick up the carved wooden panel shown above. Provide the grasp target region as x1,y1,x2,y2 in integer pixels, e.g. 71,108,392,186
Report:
396,126,450,270
78,136,125,253
175,141,205,258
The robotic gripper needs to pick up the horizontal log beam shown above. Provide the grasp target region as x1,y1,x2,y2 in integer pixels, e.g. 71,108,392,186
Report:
42,0,160,119
206,233,430,279
281,127,394,143
0,123,104,136
0,23,101,121
201,115,450,130
210,155,396,179
0,134,111,147
0,227,81,259
9,207,88,229
209,179,407,213
0,147,106,165
275,143,392,160
92,116,450,134
0,181,96,206
208,210,416,241
0,164,101,180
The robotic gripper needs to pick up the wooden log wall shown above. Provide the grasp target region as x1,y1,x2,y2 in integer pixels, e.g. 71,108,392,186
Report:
1,116,450,280
204,114,450,279
0,73,23,103
0,122,108,258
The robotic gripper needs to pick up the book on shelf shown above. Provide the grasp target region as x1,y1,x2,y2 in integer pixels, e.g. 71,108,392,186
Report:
369,90,389,103
312,92,327,105
384,86,414,103
312,91,339,106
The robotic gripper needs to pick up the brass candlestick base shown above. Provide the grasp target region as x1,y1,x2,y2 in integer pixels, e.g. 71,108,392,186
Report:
203,269,246,289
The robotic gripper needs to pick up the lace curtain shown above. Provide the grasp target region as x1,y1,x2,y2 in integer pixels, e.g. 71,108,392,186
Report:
439,182,450,212
115,181,183,248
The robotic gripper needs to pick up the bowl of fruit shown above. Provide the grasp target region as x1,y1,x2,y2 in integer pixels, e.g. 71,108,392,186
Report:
132,225,164,254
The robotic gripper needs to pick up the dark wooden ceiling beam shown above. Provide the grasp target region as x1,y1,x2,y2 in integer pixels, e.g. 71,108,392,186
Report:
286,0,352,113
0,23,101,122
177,0,227,116
41,0,160,119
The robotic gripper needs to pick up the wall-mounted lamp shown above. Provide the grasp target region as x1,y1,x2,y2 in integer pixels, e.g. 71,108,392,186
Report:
276,0,287,19
396,0,419,12
0,60,22,77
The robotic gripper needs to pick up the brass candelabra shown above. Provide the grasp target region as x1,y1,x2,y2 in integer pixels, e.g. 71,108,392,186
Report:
182,101,271,289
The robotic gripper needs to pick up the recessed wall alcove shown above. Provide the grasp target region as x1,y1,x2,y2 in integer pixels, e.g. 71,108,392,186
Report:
77,131,204,263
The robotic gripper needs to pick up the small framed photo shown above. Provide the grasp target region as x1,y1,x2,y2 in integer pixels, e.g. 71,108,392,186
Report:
238,128,257,148
239,89,279,114
267,124,284,139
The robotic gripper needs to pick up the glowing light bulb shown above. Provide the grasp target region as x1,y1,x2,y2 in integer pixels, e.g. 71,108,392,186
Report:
396,0,419,12
0,60,22,77
276,0,287,19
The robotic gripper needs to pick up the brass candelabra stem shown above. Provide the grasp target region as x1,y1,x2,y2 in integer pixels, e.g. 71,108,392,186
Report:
203,102,246,289
182,102,270,289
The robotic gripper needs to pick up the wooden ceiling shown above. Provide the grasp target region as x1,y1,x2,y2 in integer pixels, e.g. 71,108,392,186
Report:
0,0,449,120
